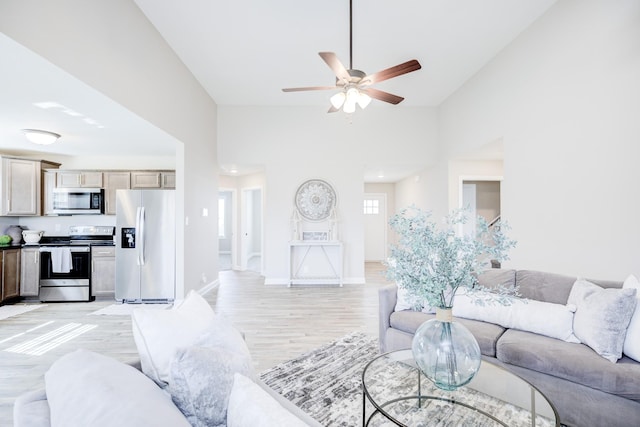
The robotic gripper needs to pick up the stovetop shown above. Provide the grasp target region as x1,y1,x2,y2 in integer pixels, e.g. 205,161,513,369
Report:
36,226,115,246
37,236,115,246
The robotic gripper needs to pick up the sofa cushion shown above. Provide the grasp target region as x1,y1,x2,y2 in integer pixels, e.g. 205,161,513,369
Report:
476,269,516,290
227,373,309,427
568,279,637,362
131,290,216,386
496,329,640,402
44,349,190,427
515,270,622,304
389,310,506,357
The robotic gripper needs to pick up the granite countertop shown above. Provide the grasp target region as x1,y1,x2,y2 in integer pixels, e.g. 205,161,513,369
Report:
0,244,22,250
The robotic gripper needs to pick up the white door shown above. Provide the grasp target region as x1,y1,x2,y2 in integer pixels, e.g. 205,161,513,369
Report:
462,183,477,237
218,190,234,271
241,188,262,273
364,193,387,261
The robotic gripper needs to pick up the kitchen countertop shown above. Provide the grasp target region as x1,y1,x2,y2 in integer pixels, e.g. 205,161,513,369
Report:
0,245,21,250
0,243,115,249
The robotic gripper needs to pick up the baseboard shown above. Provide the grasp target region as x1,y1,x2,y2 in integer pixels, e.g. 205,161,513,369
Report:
264,277,289,286
342,277,366,285
263,276,366,286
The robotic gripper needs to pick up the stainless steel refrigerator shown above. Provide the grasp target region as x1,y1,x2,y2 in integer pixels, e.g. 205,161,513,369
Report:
115,189,175,303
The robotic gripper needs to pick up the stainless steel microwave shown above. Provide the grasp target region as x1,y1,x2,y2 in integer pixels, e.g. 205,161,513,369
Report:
51,188,104,215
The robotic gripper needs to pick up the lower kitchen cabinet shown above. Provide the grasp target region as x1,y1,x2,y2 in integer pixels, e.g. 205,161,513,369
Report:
20,247,40,297
1,248,21,303
92,246,115,296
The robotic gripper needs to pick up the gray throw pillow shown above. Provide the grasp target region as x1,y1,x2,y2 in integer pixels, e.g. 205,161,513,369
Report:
568,278,637,362
168,345,254,427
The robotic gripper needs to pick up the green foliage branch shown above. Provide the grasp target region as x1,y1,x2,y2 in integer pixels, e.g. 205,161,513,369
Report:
386,206,517,309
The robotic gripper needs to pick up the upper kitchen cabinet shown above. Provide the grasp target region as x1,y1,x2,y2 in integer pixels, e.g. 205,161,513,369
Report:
57,171,103,188
104,172,131,215
162,172,176,189
0,157,41,216
131,171,161,188
131,171,175,189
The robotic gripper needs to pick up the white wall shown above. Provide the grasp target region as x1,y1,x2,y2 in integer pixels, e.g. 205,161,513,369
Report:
219,106,437,284
437,0,640,279
0,0,219,294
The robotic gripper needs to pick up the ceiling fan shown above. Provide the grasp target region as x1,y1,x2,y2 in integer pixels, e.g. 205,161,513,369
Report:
282,0,422,114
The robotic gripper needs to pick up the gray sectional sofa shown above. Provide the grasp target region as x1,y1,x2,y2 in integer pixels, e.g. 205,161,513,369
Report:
379,269,640,427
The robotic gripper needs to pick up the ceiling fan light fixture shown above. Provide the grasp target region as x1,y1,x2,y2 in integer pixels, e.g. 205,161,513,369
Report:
343,88,359,113
330,92,346,109
22,129,61,145
356,92,372,109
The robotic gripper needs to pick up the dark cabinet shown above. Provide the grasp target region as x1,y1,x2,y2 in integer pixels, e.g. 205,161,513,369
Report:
1,249,21,303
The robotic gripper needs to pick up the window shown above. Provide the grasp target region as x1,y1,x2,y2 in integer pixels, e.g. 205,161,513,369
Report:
218,197,226,238
363,199,379,215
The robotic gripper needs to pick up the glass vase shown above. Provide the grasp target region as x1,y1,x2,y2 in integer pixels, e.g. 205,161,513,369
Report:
411,307,481,391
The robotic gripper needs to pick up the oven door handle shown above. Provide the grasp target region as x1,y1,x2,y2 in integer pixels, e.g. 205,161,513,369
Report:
137,206,146,266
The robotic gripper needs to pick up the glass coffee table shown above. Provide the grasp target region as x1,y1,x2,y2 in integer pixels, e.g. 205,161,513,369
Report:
362,350,559,427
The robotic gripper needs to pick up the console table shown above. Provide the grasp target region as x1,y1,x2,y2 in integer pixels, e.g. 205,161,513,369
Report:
288,241,343,287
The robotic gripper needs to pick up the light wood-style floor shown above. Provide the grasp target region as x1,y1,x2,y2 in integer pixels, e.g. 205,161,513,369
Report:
0,262,392,424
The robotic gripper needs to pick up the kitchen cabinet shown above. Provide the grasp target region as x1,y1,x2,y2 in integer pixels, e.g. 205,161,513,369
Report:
0,157,41,216
42,171,57,215
57,171,103,188
131,171,161,188
20,247,39,297
103,172,131,215
162,172,176,189
92,246,115,296
1,248,21,303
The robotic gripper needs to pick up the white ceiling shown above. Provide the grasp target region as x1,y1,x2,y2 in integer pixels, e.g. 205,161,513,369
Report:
0,33,178,159
0,0,556,180
134,0,556,108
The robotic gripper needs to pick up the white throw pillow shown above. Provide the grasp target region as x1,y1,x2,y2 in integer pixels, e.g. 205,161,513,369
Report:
623,274,640,361
453,291,580,343
131,290,216,385
568,278,637,363
227,373,309,427
394,284,421,311
45,349,190,427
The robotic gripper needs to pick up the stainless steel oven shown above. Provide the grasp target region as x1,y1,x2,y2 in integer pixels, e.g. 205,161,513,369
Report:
39,246,92,302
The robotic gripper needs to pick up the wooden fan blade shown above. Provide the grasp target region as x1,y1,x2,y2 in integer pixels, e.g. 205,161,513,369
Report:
361,59,421,85
282,86,336,92
362,88,404,105
319,52,351,83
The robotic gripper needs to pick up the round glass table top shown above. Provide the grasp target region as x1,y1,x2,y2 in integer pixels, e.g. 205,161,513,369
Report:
362,349,559,427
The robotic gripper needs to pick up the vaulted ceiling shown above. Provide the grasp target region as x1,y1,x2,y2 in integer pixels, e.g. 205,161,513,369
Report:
0,0,556,171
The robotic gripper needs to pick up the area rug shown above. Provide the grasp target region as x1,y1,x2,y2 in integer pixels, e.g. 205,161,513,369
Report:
260,331,377,426
260,332,555,427
0,304,45,321
88,303,172,316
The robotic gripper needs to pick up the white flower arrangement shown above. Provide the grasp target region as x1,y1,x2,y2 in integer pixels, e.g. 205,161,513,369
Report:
386,206,517,309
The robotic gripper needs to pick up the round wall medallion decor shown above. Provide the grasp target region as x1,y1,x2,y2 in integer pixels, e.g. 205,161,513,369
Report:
295,179,336,221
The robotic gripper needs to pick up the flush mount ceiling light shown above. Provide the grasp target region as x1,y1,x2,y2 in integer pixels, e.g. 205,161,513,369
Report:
282,0,421,114
22,129,61,145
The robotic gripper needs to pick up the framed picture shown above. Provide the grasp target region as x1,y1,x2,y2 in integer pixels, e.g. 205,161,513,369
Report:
302,231,329,241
